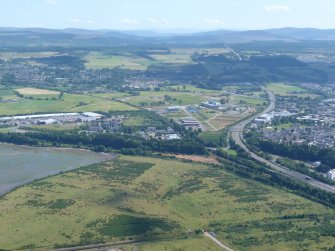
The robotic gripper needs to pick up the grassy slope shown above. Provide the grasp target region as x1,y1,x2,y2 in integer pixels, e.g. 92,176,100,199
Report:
0,156,334,250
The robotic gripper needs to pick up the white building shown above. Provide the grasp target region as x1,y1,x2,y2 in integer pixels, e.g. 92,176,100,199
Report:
326,169,335,180
167,106,180,112
201,100,221,109
37,118,57,125
254,113,274,124
273,110,296,117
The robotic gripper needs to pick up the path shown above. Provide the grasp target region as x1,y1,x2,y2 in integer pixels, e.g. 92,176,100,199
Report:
204,232,235,251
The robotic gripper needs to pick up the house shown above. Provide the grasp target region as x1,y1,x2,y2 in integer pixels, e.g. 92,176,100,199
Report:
163,134,181,140
326,169,335,180
312,161,322,168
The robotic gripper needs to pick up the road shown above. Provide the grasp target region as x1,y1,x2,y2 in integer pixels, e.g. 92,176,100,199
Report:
230,87,335,194
204,232,235,251
225,44,242,61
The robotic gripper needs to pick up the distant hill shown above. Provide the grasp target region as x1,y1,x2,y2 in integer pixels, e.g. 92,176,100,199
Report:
167,28,335,44
1,27,335,46
267,27,335,40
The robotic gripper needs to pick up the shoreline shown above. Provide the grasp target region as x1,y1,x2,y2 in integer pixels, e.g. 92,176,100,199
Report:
0,142,116,159
0,143,117,197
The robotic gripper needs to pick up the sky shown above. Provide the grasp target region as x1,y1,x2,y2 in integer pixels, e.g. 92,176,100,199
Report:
1,0,335,31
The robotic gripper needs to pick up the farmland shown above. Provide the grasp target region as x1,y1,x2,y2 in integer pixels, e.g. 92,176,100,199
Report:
15,87,60,95
0,155,334,250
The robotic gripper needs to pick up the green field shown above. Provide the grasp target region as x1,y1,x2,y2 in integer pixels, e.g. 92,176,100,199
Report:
0,155,334,250
28,123,81,132
170,47,231,56
125,91,207,107
199,131,223,145
0,51,59,61
85,52,154,70
163,110,189,121
0,88,17,99
233,95,266,106
267,83,318,98
123,116,148,127
162,85,221,95
91,92,131,100
149,53,194,64
0,93,136,115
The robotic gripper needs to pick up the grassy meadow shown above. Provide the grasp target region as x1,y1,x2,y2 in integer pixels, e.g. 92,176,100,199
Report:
0,156,334,250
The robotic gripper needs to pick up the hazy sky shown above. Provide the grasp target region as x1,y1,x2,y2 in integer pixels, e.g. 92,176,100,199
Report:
1,0,335,31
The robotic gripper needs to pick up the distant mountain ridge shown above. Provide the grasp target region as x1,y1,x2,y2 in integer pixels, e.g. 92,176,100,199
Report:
1,27,335,46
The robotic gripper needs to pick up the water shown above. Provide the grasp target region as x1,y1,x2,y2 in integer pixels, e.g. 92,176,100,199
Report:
0,144,114,195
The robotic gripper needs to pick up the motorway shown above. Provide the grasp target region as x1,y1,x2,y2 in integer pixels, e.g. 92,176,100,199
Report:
230,87,335,194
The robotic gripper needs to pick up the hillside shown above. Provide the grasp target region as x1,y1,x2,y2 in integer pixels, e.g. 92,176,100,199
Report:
0,156,334,250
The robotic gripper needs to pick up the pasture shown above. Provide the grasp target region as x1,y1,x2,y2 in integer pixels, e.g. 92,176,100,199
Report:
0,155,334,250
